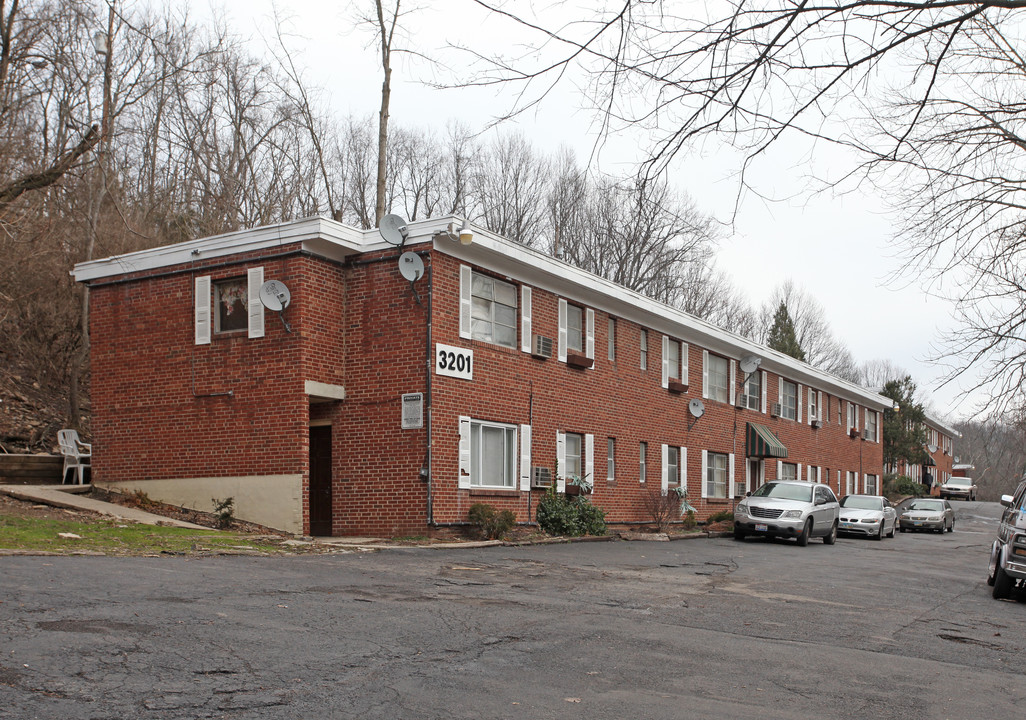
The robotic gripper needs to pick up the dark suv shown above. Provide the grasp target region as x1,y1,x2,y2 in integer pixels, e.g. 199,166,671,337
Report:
987,477,1026,600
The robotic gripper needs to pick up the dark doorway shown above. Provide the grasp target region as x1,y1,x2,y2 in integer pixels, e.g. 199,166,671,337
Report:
309,425,333,536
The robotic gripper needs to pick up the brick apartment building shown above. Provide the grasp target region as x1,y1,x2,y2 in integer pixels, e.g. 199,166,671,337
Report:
74,216,893,536
886,413,960,491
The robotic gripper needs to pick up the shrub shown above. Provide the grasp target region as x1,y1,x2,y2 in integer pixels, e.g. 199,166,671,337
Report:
883,474,926,498
706,509,734,524
212,497,235,529
682,510,697,529
640,486,681,532
536,487,606,537
467,503,516,540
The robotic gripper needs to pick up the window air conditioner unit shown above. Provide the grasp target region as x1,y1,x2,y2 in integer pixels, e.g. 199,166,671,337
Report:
862,429,873,441
771,403,782,418
531,467,553,488
532,334,553,359
811,419,822,429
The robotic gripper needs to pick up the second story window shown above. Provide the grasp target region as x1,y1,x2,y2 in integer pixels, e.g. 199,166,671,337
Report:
705,353,729,403
741,371,761,411
215,278,248,333
566,304,584,353
865,410,878,441
781,379,798,420
608,318,616,362
667,340,680,380
640,330,648,370
471,272,518,348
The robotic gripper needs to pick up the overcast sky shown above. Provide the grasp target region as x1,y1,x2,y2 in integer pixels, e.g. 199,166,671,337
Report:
190,0,974,421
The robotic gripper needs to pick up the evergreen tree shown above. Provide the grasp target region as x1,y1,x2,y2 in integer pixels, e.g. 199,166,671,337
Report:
766,301,806,361
880,376,929,470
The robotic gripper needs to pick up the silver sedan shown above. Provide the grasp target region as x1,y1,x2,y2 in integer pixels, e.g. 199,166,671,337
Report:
899,498,955,533
838,494,897,540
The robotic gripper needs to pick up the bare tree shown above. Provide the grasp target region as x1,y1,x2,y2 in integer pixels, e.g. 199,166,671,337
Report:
473,131,549,245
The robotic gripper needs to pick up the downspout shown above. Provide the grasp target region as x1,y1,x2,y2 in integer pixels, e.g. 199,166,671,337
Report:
425,263,434,525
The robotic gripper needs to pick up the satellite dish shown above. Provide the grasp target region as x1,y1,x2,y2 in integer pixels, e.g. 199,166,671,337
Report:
928,444,938,454
258,280,291,312
398,252,424,282
688,398,705,419
740,355,762,375
378,214,408,246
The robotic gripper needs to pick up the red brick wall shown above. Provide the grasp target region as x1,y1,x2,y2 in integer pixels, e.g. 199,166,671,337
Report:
426,251,885,530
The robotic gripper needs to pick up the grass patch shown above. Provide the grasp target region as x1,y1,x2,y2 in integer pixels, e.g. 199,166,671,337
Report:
0,514,293,555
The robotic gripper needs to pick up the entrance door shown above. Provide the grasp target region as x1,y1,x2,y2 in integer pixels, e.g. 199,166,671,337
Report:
748,459,763,493
309,425,333,536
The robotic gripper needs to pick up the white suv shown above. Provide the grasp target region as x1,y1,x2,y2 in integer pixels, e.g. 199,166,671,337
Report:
987,477,1026,600
734,481,839,546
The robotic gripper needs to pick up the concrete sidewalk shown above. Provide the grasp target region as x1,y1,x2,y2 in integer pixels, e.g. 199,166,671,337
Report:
0,485,210,529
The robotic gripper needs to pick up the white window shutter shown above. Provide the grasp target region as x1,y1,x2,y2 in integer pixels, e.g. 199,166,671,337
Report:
247,266,264,338
798,462,803,481
556,432,566,491
701,449,708,499
661,444,669,495
818,391,824,422
744,458,750,495
876,411,882,442
585,308,595,360
585,433,594,488
557,299,568,362
728,453,735,499
520,286,532,353
459,265,472,339
519,424,532,491
729,359,737,406
681,446,687,489
846,402,852,432
797,385,803,423
195,275,211,345
837,470,841,493
702,350,710,399
761,371,768,413
661,335,670,388
777,459,783,478
458,416,472,489
681,342,689,385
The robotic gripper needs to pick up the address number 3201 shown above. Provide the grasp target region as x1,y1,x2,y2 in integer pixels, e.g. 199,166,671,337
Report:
435,343,473,380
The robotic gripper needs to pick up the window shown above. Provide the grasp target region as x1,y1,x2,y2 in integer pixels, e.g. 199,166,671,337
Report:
706,452,729,499
706,353,729,403
214,278,248,333
847,402,858,431
564,432,583,478
865,411,878,442
470,420,517,488
667,446,679,486
640,330,648,370
667,340,680,380
639,442,648,483
607,438,615,481
837,398,843,425
809,390,818,422
781,380,798,420
470,272,517,348
608,318,616,362
741,371,761,411
864,474,879,495
780,462,798,481
566,304,583,353
846,471,857,494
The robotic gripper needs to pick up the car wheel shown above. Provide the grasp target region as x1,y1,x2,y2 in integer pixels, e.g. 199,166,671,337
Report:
993,561,1014,600
874,522,884,541
796,519,812,547
733,529,746,542
987,551,998,586
899,525,906,533
823,521,837,545
886,521,895,538
947,520,954,533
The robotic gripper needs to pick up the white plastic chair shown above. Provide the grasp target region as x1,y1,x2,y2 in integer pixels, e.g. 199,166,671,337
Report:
57,429,91,485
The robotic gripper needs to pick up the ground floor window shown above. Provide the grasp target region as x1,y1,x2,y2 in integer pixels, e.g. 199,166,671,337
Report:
706,452,729,498
471,420,516,488
564,432,583,479
846,471,857,495
780,462,798,481
864,474,879,495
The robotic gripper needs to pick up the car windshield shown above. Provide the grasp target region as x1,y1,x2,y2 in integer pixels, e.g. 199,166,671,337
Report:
947,478,971,487
908,500,944,512
751,483,813,502
841,496,882,510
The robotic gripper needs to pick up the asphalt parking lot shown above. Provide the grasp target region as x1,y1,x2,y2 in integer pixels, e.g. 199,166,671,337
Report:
2,500,1024,719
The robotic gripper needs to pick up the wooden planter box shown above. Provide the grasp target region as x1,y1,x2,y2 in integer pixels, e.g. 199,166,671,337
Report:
668,380,688,394
566,351,593,369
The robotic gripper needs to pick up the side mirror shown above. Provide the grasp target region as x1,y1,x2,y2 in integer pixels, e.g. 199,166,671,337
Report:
1000,495,1014,508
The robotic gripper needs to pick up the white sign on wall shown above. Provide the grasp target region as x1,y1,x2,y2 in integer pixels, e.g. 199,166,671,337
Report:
435,343,473,380
401,393,424,429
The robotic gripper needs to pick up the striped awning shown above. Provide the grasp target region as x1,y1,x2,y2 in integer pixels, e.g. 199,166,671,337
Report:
747,422,788,459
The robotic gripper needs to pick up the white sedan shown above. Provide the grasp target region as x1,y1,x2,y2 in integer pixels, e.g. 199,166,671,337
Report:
838,494,897,540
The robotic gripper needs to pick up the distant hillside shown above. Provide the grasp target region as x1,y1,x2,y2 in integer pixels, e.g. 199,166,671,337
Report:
0,360,85,455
